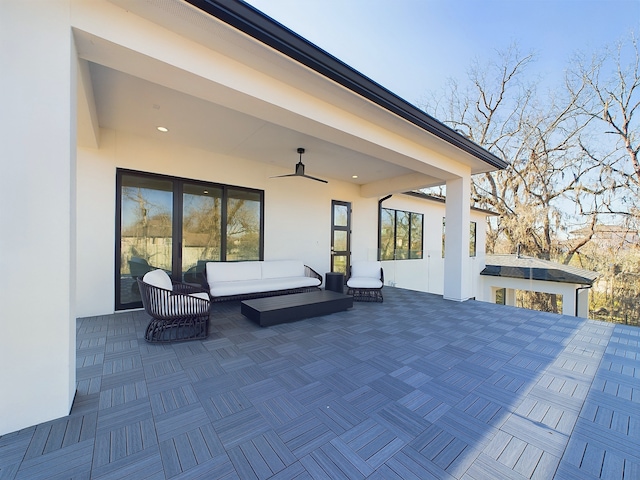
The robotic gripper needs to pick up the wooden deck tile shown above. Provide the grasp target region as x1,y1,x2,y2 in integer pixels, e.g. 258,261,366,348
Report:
387,446,457,479
276,413,334,459
213,407,271,450
3,288,639,479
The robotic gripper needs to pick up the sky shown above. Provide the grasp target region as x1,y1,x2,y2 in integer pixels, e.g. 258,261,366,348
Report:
244,0,639,108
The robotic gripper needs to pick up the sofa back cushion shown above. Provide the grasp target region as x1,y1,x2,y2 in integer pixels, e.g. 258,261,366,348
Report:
351,261,381,279
206,261,262,283
143,269,173,291
261,260,305,279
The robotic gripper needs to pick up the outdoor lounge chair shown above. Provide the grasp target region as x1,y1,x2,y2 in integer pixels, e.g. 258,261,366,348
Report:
346,260,384,302
137,269,211,343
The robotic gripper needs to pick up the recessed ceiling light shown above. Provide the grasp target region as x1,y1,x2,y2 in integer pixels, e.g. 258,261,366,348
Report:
156,126,169,132
352,175,358,179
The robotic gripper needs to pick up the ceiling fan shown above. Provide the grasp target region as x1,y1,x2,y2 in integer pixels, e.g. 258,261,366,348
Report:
270,147,328,183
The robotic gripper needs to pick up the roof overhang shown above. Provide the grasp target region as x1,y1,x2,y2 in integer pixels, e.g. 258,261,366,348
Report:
185,0,508,172
74,0,507,196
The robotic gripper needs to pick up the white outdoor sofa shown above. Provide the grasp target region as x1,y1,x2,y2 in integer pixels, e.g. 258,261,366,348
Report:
205,260,322,302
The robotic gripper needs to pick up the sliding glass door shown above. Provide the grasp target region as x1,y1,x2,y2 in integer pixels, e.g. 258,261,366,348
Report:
116,169,264,310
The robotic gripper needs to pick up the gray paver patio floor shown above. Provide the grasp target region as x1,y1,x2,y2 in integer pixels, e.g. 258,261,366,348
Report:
1,287,638,479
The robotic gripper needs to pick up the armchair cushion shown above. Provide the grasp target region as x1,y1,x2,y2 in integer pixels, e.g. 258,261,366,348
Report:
351,261,382,278
143,269,173,291
347,277,383,289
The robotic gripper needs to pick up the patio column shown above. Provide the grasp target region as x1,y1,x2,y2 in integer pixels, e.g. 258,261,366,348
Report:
0,0,76,435
444,175,471,302
576,287,590,318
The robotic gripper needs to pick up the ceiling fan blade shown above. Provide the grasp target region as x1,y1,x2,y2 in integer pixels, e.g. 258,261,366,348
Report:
269,173,298,178
302,174,328,183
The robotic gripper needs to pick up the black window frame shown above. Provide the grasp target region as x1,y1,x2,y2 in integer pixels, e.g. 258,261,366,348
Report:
442,219,477,258
469,221,477,257
378,207,424,261
115,168,264,310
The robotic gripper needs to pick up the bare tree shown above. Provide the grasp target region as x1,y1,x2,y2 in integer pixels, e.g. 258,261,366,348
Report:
421,38,640,320
423,45,598,262
569,35,640,213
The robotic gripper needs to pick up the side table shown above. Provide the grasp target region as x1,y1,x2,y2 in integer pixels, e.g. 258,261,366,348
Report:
325,272,345,294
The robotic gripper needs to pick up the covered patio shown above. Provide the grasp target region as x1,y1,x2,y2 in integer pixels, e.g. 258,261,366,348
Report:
2,288,638,479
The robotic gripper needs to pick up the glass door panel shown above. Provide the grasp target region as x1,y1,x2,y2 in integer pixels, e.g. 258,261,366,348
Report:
182,184,223,285
226,189,262,261
333,231,347,251
118,174,173,307
334,204,348,226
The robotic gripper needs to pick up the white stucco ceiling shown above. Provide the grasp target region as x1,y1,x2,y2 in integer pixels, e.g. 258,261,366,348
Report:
87,62,414,185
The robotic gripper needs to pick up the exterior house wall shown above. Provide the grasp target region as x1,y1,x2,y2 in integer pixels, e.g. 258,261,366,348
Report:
379,196,488,296
76,128,381,317
77,134,492,317
1,0,76,437
479,276,586,317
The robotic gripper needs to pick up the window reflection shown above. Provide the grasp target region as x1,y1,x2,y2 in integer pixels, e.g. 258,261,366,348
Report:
117,170,264,309
227,189,261,261
380,208,423,260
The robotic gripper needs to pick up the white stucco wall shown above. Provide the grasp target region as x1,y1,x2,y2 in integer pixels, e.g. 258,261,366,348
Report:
76,131,492,317
379,195,488,296
479,276,587,317
76,128,383,317
0,0,76,436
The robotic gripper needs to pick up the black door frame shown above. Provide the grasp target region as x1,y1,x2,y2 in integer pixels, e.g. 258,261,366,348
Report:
330,200,351,276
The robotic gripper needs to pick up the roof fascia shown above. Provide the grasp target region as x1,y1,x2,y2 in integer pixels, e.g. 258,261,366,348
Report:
480,266,595,285
185,0,508,171
402,191,499,216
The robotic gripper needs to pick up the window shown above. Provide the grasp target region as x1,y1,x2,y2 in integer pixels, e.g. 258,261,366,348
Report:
442,217,446,258
495,288,506,305
116,169,264,309
442,220,477,257
379,208,423,260
470,221,477,257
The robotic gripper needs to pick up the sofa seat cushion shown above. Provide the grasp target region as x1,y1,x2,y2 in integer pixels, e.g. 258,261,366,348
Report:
347,277,383,289
209,276,320,298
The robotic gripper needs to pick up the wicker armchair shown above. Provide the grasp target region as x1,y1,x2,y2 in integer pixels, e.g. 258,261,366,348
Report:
137,270,210,343
346,261,384,302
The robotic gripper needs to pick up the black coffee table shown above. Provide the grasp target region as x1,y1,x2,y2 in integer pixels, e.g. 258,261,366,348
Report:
241,290,353,327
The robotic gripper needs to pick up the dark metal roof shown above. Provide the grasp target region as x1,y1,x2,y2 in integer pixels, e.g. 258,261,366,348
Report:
185,0,508,171
481,255,598,285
